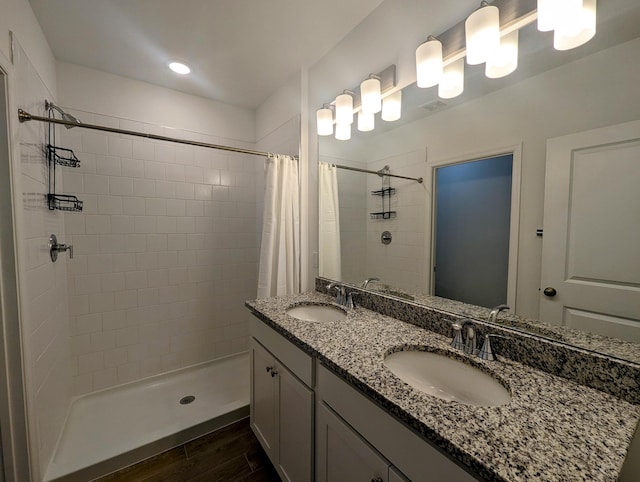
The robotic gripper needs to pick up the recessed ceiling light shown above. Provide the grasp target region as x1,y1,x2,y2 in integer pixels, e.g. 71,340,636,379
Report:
169,62,191,75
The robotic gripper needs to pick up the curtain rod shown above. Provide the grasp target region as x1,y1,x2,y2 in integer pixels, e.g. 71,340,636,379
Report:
17,109,298,160
331,163,423,183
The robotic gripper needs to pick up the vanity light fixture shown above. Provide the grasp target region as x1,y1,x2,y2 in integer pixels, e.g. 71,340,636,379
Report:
416,36,443,88
335,122,351,140
438,58,465,99
168,61,191,75
316,104,334,136
381,90,402,122
335,91,354,125
486,29,519,78
357,111,375,132
465,1,501,65
360,75,382,115
554,0,597,50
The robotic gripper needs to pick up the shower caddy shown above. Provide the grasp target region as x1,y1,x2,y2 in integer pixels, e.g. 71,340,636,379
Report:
46,102,83,211
370,166,396,219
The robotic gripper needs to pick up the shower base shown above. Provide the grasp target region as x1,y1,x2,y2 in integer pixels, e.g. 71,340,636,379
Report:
44,352,249,482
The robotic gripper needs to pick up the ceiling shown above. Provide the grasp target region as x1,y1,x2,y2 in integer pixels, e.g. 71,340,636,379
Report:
28,0,386,109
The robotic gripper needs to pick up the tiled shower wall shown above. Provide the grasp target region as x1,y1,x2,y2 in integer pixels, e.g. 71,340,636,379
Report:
59,112,260,395
13,44,73,479
365,150,428,293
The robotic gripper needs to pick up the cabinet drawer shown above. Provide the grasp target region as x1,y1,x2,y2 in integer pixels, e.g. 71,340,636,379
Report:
318,364,478,482
250,317,314,387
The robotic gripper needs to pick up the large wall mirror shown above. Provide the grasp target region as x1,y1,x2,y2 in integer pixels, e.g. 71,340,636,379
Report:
317,0,640,363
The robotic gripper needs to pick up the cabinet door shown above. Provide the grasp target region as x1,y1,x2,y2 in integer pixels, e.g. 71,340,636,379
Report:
277,366,314,482
250,340,278,462
317,402,389,482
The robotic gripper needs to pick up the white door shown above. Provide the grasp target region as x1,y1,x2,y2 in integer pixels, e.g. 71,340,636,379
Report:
540,120,640,341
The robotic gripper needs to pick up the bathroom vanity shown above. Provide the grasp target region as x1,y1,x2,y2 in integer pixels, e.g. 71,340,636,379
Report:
245,289,640,482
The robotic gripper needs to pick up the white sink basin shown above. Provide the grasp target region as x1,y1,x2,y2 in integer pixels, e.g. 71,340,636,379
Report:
384,350,511,407
286,304,347,323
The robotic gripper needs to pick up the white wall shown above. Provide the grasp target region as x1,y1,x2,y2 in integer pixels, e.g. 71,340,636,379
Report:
56,64,260,394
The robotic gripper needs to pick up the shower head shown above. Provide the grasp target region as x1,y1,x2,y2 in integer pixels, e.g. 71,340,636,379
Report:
45,100,82,129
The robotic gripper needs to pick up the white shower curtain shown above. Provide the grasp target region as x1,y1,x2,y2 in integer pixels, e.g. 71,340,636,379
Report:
318,163,342,281
257,154,300,298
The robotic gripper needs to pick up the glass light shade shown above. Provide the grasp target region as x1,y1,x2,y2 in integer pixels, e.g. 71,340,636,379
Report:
416,39,443,88
316,107,333,136
465,4,500,65
554,0,596,51
335,94,354,125
381,90,402,122
335,123,351,141
360,77,382,115
357,111,375,132
438,58,465,99
485,30,519,79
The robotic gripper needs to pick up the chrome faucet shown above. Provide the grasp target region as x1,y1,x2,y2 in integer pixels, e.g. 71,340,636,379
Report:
488,304,510,324
461,319,479,355
362,277,380,288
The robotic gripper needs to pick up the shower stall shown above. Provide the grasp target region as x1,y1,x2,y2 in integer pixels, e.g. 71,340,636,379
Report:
9,44,300,481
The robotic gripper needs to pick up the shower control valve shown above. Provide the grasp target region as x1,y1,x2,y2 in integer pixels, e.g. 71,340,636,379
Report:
49,234,73,262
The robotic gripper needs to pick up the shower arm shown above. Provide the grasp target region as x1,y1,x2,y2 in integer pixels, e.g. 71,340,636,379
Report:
18,108,298,160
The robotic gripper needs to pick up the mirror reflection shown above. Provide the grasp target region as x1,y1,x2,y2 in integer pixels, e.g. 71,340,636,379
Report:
318,3,640,363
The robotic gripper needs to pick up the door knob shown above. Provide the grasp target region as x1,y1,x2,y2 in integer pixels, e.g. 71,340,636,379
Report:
543,287,557,297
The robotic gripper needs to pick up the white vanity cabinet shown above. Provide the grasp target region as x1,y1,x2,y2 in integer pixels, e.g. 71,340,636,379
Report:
250,320,314,482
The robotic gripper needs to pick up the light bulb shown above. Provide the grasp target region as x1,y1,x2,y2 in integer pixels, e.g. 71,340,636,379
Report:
335,93,354,125
335,123,351,141
554,0,596,51
168,62,191,75
438,58,465,99
361,77,382,115
416,38,443,88
381,90,402,122
465,4,500,65
357,111,375,132
316,107,333,136
486,30,519,79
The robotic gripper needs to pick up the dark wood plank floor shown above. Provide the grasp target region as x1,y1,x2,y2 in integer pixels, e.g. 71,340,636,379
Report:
95,418,281,482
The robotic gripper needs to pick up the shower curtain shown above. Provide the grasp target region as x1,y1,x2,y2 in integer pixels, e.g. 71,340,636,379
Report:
257,154,300,298
318,163,342,281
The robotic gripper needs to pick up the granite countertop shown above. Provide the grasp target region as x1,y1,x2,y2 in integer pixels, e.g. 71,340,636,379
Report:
245,292,640,482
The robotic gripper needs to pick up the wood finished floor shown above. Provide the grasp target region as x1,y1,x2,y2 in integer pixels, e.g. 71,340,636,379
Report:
95,418,281,482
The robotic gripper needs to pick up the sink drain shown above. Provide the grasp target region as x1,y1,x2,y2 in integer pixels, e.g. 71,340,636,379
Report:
179,395,195,405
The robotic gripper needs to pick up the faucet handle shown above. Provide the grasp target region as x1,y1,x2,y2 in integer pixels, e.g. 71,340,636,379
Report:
346,291,358,309
447,319,465,350
478,334,509,361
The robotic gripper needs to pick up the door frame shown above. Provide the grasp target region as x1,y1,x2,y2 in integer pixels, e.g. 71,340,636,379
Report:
0,41,32,482
426,144,522,310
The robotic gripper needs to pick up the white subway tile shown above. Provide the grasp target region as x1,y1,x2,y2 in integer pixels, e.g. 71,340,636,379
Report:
62,171,84,193
96,155,121,177
122,197,146,215
175,183,194,200
145,198,166,216
71,334,91,355
157,250,178,269
121,158,145,178
101,272,125,292
109,177,134,196
75,313,102,334
155,180,177,198
138,288,159,307
65,213,86,235
90,331,116,352
156,217,177,234
154,144,175,163
75,274,101,295
176,217,195,233
117,362,140,384
148,269,169,288
124,234,147,253
144,161,166,181
97,195,123,215
82,132,108,155
185,200,204,217
111,215,135,234
98,234,125,254
108,137,132,158
165,164,185,182
147,234,167,252
132,140,155,161
134,216,156,234
103,310,126,331
87,254,113,274
166,199,186,217
114,290,138,310
112,253,136,272
85,214,111,234
70,235,99,255
133,179,156,198
185,166,203,184
93,368,117,391
204,169,220,186
167,234,187,251
116,327,139,347
83,174,109,195
194,184,212,201
73,374,93,395
136,252,158,270
89,292,115,313
103,347,128,367
125,271,148,290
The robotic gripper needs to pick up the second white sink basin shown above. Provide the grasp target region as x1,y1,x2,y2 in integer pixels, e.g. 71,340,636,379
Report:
286,303,347,323
384,350,511,407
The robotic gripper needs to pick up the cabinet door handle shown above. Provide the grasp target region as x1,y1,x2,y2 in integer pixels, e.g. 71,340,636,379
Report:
270,370,279,377
266,366,273,373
